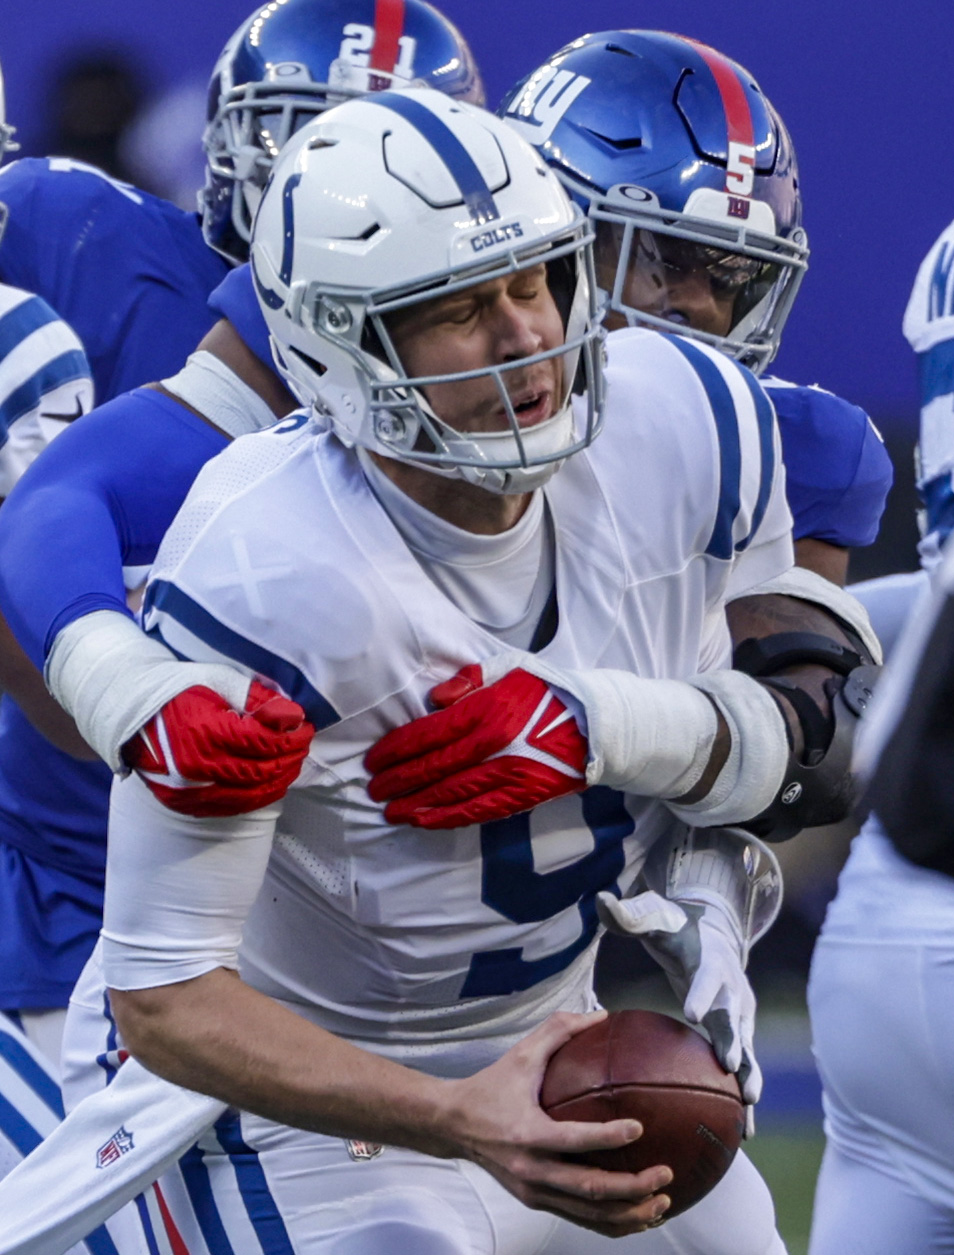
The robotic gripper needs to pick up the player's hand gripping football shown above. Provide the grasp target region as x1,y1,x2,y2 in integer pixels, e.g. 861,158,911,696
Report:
122,680,314,817
365,658,589,828
443,1010,672,1237
596,890,761,1114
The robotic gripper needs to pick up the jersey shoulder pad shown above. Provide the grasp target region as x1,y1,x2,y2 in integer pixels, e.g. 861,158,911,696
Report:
143,426,411,731
763,378,892,547
602,330,782,562
0,158,147,235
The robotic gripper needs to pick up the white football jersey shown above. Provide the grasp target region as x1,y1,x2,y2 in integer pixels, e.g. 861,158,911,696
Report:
105,327,792,1075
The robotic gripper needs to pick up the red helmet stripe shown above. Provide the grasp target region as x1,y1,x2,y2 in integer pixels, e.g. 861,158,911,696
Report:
685,38,755,150
370,0,406,73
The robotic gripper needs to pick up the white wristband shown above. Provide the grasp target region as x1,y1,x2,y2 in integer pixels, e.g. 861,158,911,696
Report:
571,668,720,797
668,669,789,826
45,610,253,771
542,662,788,823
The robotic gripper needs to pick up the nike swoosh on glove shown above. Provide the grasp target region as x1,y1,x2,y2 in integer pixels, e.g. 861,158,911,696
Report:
365,662,588,828
596,889,762,1113
122,680,314,817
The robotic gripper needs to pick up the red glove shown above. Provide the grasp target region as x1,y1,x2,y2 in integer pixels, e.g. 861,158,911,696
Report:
365,663,588,828
122,680,314,817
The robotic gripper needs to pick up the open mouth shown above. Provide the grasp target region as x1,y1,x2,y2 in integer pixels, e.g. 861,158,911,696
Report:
507,389,553,428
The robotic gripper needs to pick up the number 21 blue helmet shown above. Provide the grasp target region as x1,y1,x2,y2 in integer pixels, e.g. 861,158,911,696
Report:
202,0,484,262
500,30,808,374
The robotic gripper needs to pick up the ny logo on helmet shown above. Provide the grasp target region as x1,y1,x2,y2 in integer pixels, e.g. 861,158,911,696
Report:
502,68,591,146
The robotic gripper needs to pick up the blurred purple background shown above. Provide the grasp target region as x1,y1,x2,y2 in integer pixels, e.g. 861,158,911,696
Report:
3,0,951,452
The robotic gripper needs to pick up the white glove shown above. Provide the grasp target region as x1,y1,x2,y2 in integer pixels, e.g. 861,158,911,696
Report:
597,888,761,1110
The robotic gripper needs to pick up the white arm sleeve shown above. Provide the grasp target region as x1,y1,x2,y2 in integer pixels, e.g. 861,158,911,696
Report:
0,283,95,496
0,1058,224,1255
46,609,255,771
102,773,279,991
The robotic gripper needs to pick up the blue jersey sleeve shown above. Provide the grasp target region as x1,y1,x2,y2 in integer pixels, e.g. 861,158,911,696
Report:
0,388,228,670
207,263,275,369
762,379,893,548
0,158,230,404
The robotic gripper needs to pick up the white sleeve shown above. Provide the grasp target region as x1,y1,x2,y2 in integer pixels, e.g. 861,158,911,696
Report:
903,218,954,355
723,381,794,601
0,284,94,496
901,218,954,563
101,773,279,991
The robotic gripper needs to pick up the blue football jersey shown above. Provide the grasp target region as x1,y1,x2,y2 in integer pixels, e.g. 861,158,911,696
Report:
0,158,235,1010
0,158,230,404
0,389,228,1010
762,377,893,548
207,263,273,370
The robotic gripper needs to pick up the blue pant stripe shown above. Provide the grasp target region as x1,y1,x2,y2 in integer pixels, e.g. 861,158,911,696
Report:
216,1112,294,1254
0,1024,63,1115
81,1222,121,1255
134,1193,163,1255
0,1089,43,1156
180,1144,237,1255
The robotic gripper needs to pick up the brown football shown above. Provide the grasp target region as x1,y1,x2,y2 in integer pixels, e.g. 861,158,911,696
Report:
540,1009,744,1217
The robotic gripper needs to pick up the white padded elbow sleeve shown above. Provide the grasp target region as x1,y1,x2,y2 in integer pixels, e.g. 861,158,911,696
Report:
45,610,253,771
734,566,884,664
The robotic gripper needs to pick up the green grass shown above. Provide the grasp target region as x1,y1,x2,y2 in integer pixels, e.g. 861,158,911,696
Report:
745,1125,825,1255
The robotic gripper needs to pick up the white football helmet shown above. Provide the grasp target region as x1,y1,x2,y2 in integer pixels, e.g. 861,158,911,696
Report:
251,89,605,493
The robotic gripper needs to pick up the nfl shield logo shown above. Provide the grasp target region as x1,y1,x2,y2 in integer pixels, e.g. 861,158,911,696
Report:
346,1139,384,1161
96,1126,135,1168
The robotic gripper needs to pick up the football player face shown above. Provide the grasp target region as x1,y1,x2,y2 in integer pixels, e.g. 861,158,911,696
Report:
386,264,565,436
596,223,765,338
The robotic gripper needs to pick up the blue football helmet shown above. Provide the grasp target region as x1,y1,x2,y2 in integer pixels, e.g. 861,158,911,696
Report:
202,0,485,262
499,31,808,374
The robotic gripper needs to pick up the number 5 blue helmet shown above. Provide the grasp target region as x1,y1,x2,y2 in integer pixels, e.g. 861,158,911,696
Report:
202,0,484,262
499,30,808,374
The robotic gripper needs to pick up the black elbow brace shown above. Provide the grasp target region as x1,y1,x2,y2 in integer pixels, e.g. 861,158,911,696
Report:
732,630,881,842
